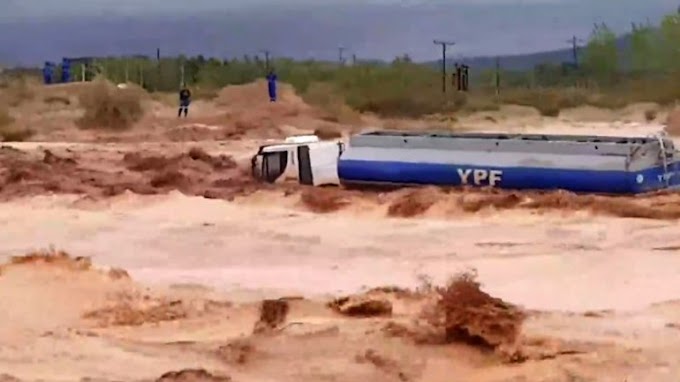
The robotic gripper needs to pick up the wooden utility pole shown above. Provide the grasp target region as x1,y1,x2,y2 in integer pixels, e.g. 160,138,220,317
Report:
495,56,501,96
566,35,584,68
180,62,185,88
260,49,271,71
433,39,455,93
338,46,346,65
155,47,161,91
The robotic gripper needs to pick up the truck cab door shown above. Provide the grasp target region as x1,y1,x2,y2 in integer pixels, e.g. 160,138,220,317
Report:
297,145,314,185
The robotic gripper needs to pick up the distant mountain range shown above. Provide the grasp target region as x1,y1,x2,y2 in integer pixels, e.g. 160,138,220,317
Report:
428,35,632,71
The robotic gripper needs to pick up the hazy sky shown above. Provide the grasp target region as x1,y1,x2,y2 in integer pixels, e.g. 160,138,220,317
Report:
1,0,679,65
3,0,676,19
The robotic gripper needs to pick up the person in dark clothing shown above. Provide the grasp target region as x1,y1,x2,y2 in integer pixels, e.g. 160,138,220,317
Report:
266,69,277,102
178,86,191,117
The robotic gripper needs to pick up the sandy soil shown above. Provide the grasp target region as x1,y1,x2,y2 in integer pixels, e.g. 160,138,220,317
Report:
1,81,680,382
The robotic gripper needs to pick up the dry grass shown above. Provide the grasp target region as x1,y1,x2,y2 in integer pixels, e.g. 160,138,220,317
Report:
0,106,12,128
0,106,33,142
498,88,589,117
304,82,362,124
0,77,37,107
76,78,145,130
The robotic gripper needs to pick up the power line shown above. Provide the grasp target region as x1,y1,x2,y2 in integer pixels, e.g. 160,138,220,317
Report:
433,39,455,93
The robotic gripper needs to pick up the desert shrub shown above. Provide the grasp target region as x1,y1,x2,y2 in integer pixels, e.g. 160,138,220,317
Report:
76,78,145,130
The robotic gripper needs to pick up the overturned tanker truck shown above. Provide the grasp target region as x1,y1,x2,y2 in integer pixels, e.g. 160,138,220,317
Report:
250,130,680,194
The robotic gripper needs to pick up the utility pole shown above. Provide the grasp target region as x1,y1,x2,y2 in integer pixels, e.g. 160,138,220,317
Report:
338,46,346,65
260,49,270,71
495,56,501,96
566,35,584,68
180,62,185,88
433,39,455,93
155,47,161,92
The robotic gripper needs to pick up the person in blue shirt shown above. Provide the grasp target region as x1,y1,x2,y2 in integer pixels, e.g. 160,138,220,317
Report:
61,58,71,83
42,62,53,85
266,69,277,102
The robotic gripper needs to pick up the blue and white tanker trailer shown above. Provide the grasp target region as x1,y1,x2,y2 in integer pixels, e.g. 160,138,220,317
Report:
251,130,680,194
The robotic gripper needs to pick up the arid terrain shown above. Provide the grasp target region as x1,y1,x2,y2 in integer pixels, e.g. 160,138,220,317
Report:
1,80,680,382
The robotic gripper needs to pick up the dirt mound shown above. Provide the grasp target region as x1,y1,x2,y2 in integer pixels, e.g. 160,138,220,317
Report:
76,78,145,130
217,80,309,112
214,80,324,139
253,298,290,334
431,271,525,354
154,369,231,382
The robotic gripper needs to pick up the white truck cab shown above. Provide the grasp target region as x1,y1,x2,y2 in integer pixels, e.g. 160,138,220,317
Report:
251,136,344,186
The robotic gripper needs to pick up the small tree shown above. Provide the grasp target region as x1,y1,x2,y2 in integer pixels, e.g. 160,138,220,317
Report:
583,22,619,82
630,22,660,72
659,13,680,71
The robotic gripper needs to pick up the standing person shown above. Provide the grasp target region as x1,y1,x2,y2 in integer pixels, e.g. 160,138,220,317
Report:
178,85,191,118
266,69,277,102
42,62,53,85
